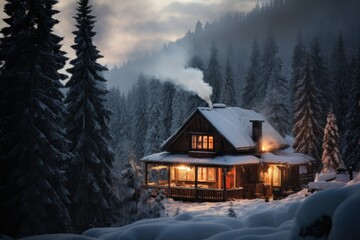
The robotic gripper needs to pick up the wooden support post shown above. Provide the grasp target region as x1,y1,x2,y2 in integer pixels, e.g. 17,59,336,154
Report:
167,165,171,197
145,162,148,185
223,167,227,201
168,165,171,187
195,166,198,200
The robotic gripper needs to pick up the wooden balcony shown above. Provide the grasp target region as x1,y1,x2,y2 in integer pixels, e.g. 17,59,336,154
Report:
145,185,243,202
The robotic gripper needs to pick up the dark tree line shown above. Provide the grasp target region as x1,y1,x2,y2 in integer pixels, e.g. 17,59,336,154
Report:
0,0,163,237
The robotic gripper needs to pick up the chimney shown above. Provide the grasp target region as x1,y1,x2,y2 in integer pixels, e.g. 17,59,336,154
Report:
250,120,264,151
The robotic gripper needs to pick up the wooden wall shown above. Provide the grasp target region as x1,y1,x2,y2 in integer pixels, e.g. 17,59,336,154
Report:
166,113,237,154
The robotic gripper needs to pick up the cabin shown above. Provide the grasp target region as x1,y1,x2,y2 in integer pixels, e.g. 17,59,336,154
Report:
141,104,314,201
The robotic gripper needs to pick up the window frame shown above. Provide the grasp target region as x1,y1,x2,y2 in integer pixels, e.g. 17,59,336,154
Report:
191,134,214,151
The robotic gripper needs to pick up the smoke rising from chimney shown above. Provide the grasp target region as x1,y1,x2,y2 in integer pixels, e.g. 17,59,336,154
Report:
140,45,213,107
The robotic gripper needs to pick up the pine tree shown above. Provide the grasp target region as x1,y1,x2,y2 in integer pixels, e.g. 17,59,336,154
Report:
310,38,332,113
195,20,203,34
106,87,123,149
64,0,118,232
205,44,222,103
144,79,164,156
161,82,175,140
132,75,148,159
227,202,237,218
222,58,237,106
293,57,323,168
259,32,279,100
188,55,204,71
0,0,71,236
117,153,143,225
243,39,261,109
290,31,306,111
321,111,345,173
171,88,187,134
262,58,291,137
330,33,349,133
342,49,360,169
106,88,130,172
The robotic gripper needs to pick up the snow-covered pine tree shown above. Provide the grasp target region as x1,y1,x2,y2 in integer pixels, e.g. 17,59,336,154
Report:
293,57,323,167
259,32,279,102
150,190,166,218
195,20,203,34
106,87,123,149
161,82,175,140
330,33,349,134
188,55,205,71
342,49,360,169
310,38,332,114
64,0,118,232
131,74,148,159
227,202,237,218
117,153,143,225
222,58,237,107
204,44,222,103
0,0,71,236
261,58,291,137
290,31,306,112
171,88,187,134
106,88,131,172
321,111,345,173
144,79,164,156
243,39,261,109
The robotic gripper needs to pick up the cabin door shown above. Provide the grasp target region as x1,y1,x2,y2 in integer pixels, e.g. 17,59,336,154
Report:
226,168,235,189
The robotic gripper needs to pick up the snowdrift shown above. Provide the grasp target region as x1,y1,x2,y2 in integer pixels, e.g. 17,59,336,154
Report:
21,183,360,240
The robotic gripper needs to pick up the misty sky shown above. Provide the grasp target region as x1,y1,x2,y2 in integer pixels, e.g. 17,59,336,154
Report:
0,0,265,68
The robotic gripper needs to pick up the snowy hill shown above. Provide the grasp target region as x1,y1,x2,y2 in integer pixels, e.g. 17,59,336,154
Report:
21,179,360,240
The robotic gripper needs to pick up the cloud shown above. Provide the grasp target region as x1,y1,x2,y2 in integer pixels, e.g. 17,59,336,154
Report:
0,0,264,68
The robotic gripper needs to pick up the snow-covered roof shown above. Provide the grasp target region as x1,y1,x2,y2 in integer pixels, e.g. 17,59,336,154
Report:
141,152,259,166
141,151,312,166
261,152,314,165
162,106,288,151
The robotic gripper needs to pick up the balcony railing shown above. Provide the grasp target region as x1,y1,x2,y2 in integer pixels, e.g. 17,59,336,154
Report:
144,185,243,202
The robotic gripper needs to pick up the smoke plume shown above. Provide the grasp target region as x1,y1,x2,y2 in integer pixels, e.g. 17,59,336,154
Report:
141,45,213,107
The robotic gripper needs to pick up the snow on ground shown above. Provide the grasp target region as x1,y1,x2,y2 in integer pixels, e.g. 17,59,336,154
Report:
163,189,307,219
21,176,360,240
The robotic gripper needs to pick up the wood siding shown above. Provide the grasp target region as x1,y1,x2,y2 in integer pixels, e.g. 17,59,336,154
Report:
165,113,237,155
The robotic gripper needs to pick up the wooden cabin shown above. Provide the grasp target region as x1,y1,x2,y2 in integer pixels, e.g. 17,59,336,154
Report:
141,104,314,201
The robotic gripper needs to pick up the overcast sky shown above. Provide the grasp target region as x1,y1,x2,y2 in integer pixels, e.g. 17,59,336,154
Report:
0,0,264,68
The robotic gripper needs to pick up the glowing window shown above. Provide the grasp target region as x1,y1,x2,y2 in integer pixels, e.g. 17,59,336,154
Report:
263,166,281,187
191,135,214,150
177,166,195,181
197,167,216,182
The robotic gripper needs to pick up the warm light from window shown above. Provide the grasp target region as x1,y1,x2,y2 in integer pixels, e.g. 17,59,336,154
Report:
191,135,214,150
177,165,191,171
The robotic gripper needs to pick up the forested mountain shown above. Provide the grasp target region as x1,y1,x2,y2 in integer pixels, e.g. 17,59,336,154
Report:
105,0,360,169
105,0,360,94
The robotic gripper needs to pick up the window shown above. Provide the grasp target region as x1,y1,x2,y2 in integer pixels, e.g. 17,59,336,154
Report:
263,165,281,187
197,167,216,182
299,165,307,174
191,135,214,150
177,166,195,181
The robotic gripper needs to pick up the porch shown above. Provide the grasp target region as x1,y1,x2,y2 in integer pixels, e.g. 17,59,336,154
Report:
145,185,243,202
144,162,244,201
